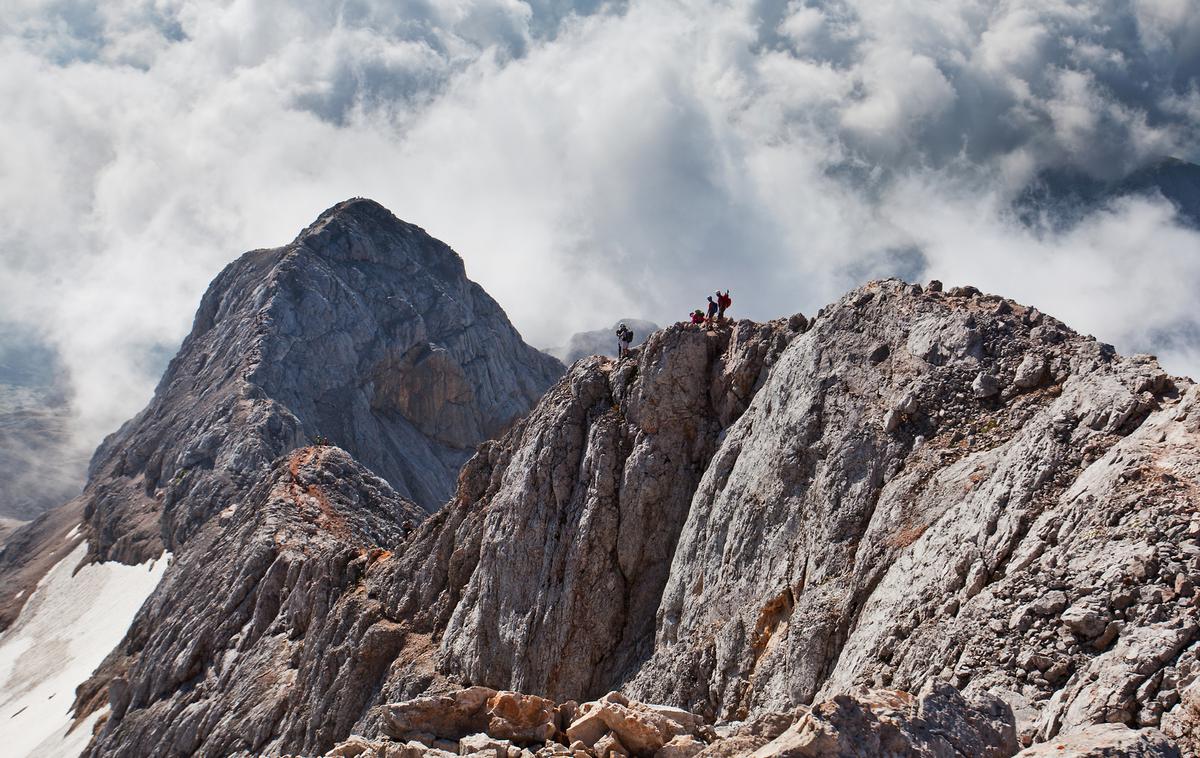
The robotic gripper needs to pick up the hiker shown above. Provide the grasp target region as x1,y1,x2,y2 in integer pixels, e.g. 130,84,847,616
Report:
706,296,718,326
718,290,732,322
690,309,705,326
615,323,634,358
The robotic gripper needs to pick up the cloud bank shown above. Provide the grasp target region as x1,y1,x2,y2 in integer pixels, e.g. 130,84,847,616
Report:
1,0,1199,458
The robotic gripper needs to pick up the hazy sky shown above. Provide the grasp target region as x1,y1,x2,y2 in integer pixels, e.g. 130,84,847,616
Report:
3,0,1200,453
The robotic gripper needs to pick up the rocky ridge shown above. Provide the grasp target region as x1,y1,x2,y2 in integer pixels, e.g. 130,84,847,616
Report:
84,317,796,756
2,204,1192,757
628,281,1199,745
76,277,1200,757
76,445,426,756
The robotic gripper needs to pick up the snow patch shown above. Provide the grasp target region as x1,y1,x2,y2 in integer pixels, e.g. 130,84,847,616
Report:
0,542,170,758
64,524,81,541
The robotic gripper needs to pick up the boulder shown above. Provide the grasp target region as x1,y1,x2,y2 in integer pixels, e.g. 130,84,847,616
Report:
973,371,1001,398
636,704,701,736
595,732,630,757
385,687,497,740
459,732,516,757
1030,590,1069,616
1015,724,1180,756
487,691,558,743
566,705,611,747
654,735,705,758
1014,353,1046,388
325,736,378,757
1061,604,1109,638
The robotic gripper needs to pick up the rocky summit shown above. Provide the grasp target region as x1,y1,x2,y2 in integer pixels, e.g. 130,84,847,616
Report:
1,203,1198,758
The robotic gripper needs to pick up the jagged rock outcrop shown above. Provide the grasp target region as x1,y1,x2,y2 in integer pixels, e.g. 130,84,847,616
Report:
1015,723,1180,757
66,275,1200,757
33,198,561,570
706,681,1018,758
623,282,1197,747
83,318,797,757
78,445,425,757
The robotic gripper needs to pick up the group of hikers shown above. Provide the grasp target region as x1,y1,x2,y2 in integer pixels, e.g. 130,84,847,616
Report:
689,289,733,328
613,289,733,360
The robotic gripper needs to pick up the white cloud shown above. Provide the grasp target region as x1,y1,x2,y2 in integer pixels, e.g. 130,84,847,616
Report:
0,0,1198,464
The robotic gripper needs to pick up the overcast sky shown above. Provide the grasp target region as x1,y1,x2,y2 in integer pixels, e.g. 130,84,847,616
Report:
3,0,1200,453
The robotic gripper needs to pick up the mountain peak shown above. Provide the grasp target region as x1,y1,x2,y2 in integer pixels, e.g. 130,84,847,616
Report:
299,197,414,240
66,200,562,564
288,197,466,278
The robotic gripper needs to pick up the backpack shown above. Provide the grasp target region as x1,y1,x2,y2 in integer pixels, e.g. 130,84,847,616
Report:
721,293,732,309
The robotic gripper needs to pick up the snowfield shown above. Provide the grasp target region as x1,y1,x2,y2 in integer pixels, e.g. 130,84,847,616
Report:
0,540,170,757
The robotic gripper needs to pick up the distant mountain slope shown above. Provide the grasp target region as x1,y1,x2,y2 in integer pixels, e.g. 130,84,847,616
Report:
1016,156,1200,230
546,319,660,365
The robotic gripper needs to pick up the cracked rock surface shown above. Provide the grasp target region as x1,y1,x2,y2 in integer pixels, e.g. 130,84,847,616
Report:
79,445,426,757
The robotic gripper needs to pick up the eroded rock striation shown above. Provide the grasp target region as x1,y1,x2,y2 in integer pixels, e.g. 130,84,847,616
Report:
628,281,1199,748
79,445,425,757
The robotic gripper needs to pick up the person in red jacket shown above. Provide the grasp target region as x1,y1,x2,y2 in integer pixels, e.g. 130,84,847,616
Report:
718,290,732,322
690,309,705,326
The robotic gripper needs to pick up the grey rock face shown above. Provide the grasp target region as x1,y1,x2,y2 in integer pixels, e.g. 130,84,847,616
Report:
76,278,1200,757
74,198,562,563
625,282,1195,749
432,320,797,701
729,682,1017,758
546,319,660,365
79,445,426,757
84,318,801,757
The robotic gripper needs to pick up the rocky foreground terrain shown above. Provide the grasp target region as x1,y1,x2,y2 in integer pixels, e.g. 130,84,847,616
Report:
2,201,1198,758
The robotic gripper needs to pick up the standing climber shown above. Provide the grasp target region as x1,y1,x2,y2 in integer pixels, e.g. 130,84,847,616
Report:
615,323,634,358
706,296,718,326
719,290,732,322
